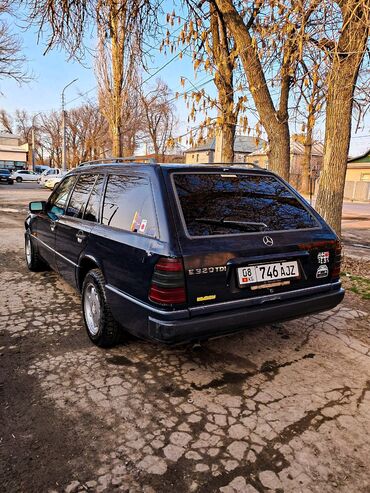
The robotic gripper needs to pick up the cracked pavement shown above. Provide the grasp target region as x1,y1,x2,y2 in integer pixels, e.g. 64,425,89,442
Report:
1,186,370,493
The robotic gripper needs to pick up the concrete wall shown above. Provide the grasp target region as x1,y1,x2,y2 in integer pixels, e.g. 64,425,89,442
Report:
0,150,28,162
344,181,370,201
0,136,20,146
346,168,370,182
185,151,213,164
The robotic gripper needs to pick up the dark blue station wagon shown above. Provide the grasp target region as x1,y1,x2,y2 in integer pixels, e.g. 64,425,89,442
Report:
25,161,344,346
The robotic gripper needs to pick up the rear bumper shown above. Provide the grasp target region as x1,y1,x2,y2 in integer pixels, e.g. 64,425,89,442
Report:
147,287,345,344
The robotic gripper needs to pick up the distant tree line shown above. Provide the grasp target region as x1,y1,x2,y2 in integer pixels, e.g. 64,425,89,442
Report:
0,78,176,167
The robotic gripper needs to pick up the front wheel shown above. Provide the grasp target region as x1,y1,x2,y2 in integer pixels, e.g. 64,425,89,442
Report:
25,234,47,271
82,269,120,347
16,177,22,183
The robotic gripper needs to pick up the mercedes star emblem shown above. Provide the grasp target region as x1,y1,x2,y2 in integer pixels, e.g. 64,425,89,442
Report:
263,236,274,246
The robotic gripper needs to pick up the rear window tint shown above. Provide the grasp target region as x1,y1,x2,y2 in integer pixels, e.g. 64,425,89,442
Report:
173,173,318,236
102,174,158,237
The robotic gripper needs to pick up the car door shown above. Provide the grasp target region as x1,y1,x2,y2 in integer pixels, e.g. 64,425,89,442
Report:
90,173,160,307
55,174,103,286
36,175,77,269
29,171,39,181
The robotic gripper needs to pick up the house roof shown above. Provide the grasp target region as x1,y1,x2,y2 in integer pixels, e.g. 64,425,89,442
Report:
249,139,324,157
348,149,370,163
185,135,265,154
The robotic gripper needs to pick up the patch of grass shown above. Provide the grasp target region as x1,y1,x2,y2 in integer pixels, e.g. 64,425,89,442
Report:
341,272,370,300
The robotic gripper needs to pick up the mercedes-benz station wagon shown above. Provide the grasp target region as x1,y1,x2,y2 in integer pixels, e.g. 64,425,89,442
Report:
25,161,344,346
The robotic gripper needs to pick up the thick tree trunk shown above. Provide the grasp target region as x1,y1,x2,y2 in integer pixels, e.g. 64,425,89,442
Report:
112,124,122,157
221,120,235,162
214,0,290,180
211,5,236,163
315,0,369,236
301,126,313,194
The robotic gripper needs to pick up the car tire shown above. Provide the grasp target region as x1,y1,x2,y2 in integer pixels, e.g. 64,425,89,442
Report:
8,179,14,185
25,234,47,271
82,269,120,347
16,177,22,183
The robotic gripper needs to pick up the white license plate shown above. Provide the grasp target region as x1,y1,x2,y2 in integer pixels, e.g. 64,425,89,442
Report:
238,261,299,286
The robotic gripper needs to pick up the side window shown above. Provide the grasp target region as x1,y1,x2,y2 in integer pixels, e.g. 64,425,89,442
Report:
102,174,158,237
66,174,97,219
84,175,104,222
47,176,76,218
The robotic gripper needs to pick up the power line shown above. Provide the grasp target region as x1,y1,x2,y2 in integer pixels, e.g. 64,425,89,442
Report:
65,24,191,107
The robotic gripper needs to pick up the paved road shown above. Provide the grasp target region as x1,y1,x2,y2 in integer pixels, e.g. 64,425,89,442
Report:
0,184,370,493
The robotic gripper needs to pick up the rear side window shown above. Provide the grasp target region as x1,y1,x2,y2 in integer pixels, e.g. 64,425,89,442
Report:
173,173,319,237
102,174,158,237
84,175,104,222
66,174,97,218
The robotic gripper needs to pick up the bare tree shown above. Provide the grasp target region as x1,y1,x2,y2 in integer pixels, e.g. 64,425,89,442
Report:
0,108,13,133
95,0,162,157
140,79,176,160
0,1,28,83
293,51,327,194
67,103,110,166
39,111,63,167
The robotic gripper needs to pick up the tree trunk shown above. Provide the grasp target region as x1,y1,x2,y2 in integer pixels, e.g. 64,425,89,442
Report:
301,126,313,194
221,121,235,162
112,123,122,157
315,0,369,236
214,0,290,180
211,5,235,163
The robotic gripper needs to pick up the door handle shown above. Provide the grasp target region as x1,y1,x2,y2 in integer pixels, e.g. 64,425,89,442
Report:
50,222,56,232
76,230,87,243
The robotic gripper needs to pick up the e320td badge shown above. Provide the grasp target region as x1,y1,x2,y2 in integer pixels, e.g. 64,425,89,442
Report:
188,266,227,275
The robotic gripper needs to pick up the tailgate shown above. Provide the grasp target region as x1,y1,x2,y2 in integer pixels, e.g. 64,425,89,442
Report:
181,234,340,307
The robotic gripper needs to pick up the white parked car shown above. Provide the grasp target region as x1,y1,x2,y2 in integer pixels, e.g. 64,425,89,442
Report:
38,168,63,187
11,170,40,182
44,172,69,189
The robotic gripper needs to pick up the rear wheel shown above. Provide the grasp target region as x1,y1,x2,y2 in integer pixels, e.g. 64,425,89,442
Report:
25,234,47,271
16,177,22,183
82,269,120,347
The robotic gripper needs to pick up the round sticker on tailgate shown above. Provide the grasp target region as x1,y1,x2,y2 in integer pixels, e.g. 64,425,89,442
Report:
316,265,329,278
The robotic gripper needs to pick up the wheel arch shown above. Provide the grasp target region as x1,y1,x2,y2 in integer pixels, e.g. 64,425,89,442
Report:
77,255,104,292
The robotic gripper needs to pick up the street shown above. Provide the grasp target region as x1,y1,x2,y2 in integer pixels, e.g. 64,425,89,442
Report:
1,184,370,493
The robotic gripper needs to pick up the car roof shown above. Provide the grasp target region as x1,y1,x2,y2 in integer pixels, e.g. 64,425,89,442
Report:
70,161,272,175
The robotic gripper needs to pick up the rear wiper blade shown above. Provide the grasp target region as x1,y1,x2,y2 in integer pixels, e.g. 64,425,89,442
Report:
223,220,267,230
194,218,267,231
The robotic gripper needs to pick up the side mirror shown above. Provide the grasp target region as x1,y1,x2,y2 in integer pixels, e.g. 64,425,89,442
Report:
29,201,46,213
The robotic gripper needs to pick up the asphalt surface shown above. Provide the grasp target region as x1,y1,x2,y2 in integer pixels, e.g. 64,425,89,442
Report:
0,183,369,493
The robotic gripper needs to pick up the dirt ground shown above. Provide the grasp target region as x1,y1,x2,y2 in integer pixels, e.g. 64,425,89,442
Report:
0,184,369,493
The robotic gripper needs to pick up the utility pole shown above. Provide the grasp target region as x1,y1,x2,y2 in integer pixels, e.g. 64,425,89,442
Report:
61,79,78,171
31,113,41,172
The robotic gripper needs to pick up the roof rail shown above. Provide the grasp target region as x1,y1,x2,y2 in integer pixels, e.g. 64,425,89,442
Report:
78,156,157,167
206,161,263,170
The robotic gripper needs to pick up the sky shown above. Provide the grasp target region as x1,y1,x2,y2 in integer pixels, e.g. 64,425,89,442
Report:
1,6,369,157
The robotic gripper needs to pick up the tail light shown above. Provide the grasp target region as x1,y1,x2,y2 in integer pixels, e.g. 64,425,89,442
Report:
149,257,186,305
331,240,342,279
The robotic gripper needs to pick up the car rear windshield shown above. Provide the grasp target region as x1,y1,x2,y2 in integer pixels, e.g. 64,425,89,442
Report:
172,172,319,236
